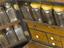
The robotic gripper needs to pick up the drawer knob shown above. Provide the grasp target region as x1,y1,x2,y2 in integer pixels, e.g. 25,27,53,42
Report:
50,37,54,40
52,43,55,46
36,35,39,38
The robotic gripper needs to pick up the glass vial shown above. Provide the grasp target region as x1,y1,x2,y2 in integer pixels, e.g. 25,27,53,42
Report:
5,27,18,45
41,4,55,25
21,3,33,20
30,2,43,23
0,7,9,25
14,24,27,41
53,6,64,27
5,3,18,22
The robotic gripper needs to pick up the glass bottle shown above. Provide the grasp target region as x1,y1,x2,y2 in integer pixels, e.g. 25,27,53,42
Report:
41,4,55,25
5,27,18,45
14,24,27,41
0,7,9,25
21,3,33,20
5,3,18,22
30,2,43,23
53,6,64,27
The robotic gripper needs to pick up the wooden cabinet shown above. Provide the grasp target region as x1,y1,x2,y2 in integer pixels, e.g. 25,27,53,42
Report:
26,20,64,48
29,29,63,48
28,25,64,48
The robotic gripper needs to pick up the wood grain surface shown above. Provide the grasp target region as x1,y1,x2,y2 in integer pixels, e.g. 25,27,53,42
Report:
23,41,50,48
0,0,6,3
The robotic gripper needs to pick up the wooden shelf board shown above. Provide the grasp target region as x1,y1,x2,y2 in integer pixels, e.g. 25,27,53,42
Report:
17,0,64,5
0,20,20,30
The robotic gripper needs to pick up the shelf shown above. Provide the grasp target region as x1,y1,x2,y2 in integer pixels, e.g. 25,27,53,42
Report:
0,20,20,30
23,19,64,37
17,0,64,5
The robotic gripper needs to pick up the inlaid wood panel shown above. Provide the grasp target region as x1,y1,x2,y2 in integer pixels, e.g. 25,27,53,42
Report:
29,29,48,44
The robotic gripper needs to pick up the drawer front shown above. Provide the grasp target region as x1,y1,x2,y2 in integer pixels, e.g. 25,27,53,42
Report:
48,40,62,48
47,33,61,41
47,34,62,48
29,29,48,44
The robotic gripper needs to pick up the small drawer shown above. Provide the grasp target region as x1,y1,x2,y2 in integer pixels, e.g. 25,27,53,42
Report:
47,33,62,48
47,33,54,41
29,29,48,44
48,40,62,48
47,33,61,42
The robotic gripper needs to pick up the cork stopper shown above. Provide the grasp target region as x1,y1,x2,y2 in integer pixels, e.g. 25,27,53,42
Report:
30,2,41,8
41,4,52,10
53,6,64,12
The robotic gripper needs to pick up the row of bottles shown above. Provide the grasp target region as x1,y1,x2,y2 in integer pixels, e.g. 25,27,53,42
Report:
0,23,28,48
20,2,64,27
0,2,30,48
0,2,18,26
